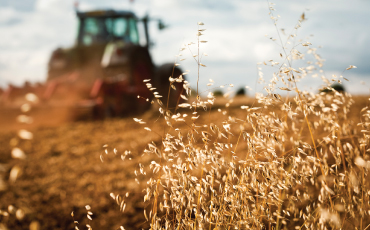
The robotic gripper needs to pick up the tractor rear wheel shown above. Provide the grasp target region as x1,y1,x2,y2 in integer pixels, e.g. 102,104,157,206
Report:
154,63,184,112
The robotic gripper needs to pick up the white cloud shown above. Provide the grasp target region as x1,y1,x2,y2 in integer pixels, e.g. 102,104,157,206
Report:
36,0,72,11
253,42,276,61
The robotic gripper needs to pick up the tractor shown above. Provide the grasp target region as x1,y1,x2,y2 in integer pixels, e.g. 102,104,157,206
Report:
1,9,184,121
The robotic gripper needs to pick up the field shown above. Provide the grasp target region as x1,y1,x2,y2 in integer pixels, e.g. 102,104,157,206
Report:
0,95,369,230
0,96,255,230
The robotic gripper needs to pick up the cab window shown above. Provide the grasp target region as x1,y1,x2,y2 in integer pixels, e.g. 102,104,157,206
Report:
79,16,139,46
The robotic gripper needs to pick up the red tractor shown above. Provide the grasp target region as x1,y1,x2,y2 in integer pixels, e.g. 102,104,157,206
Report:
1,9,184,120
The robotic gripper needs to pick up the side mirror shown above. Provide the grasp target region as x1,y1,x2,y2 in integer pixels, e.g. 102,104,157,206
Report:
158,20,167,30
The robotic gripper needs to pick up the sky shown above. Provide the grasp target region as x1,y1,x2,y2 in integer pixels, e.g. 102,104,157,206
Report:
0,0,369,95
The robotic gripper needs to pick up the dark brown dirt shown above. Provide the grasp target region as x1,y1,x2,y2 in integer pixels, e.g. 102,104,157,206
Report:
0,107,164,230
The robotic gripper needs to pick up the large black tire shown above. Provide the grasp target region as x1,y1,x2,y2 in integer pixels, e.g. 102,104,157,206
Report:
125,44,155,114
154,63,184,111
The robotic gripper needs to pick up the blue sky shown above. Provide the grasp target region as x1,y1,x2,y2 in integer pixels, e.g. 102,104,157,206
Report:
0,0,369,95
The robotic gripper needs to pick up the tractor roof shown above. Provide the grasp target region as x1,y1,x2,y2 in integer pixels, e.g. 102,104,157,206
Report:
76,10,137,19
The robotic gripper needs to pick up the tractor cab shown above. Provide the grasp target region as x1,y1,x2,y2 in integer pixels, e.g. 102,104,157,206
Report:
48,10,154,81
76,10,141,46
